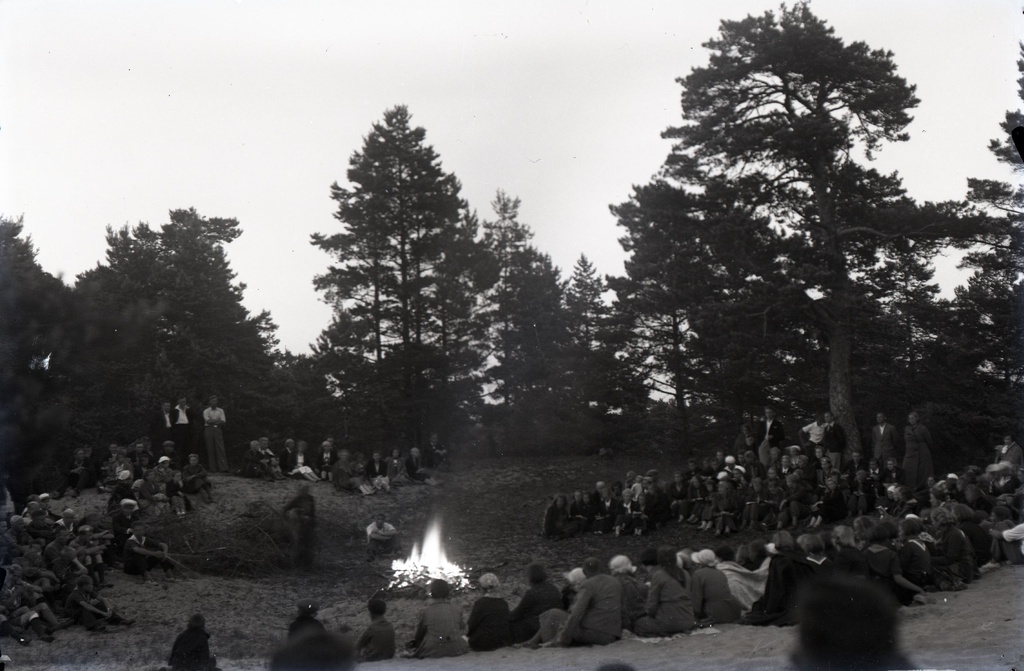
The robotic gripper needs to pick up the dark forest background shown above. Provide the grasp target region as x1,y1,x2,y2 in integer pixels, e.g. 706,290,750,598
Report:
2,5,1021,498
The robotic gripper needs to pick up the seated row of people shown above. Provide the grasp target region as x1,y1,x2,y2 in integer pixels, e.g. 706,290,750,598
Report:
542,452,1022,540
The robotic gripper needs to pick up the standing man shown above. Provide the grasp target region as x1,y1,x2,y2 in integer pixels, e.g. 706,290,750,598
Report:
902,411,934,493
871,412,899,466
150,401,174,449
756,406,787,467
820,411,847,470
995,434,1023,471
799,413,826,453
203,396,229,473
171,397,196,458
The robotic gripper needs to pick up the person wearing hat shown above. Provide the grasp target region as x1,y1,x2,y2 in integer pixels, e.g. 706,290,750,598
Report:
202,396,229,473
26,508,57,542
608,555,646,632
413,579,469,658
123,520,177,583
288,599,326,641
467,573,511,652
110,499,141,562
558,557,623,646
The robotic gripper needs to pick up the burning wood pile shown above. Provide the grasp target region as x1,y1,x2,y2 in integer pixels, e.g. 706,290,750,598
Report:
390,520,471,594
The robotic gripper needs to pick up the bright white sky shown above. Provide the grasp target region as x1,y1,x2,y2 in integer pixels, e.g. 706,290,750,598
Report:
1,0,1020,353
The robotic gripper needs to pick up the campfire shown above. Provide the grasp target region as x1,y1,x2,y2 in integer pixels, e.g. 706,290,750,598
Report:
390,519,471,593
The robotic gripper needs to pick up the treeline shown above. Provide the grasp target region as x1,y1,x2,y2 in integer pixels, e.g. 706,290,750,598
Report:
1,4,1020,494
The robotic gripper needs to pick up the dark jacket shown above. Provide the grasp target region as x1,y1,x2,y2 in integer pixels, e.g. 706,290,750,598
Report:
168,625,214,671
467,595,511,651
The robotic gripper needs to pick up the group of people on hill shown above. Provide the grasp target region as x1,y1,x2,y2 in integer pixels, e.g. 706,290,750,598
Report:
544,409,1023,541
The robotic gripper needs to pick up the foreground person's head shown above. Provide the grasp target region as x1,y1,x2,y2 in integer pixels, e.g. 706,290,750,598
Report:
270,631,355,671
792,575,912,671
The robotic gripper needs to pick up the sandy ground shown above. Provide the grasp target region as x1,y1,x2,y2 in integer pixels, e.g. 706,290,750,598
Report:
8,463,1024,670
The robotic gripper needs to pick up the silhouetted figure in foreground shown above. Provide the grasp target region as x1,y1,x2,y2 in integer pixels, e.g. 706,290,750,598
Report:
791,574,915,671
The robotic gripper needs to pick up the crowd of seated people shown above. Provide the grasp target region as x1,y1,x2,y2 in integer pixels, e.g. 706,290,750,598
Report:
542,438,1024,543
340,495,1024,663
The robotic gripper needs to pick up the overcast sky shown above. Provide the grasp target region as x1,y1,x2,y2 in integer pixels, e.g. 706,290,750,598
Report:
1,0,1020,354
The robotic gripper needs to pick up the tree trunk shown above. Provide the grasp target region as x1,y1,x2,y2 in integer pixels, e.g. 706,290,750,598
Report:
826,323,862,454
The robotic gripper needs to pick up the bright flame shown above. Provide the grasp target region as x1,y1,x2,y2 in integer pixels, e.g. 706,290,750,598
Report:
390,519,469,591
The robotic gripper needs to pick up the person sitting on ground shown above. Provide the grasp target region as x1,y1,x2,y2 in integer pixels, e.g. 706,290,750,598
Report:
953,502,991,568
54,448,96,500
508,562,563,644
807,475,847,529
331,450,365,493
1,565,62,643
569,490,594,532
64,574,133,632
288,599,326,641
165,613,219,671
413,579,469,658
278,438,298,474
633,546,695,637
243,440,275,481
831,525,869,577
404,447,434,485
109,499,141,561
386,447,408,485
70,525,109,588
518,567,584,649
270,631,356,671
690,549,742,624
181,454,215,503
467,572,512,652
356,598,395,662
929,507,974,589
286,441,320,483
743,531,820,626
26,508,57,543
315,441,336,482
123,520,177,583
558,557,623,646
714,544,769,615
259,437,287,481
543,493,583,539
365,513,397,561
608,555,646,633
777,473,814,530
862,524,926,606
364,450,390,493
897,516,933,589
986,506,1024,567
790,574,915,671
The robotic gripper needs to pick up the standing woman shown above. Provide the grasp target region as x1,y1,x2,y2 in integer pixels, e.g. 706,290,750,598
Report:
902,411,934,492
633,546,695,637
